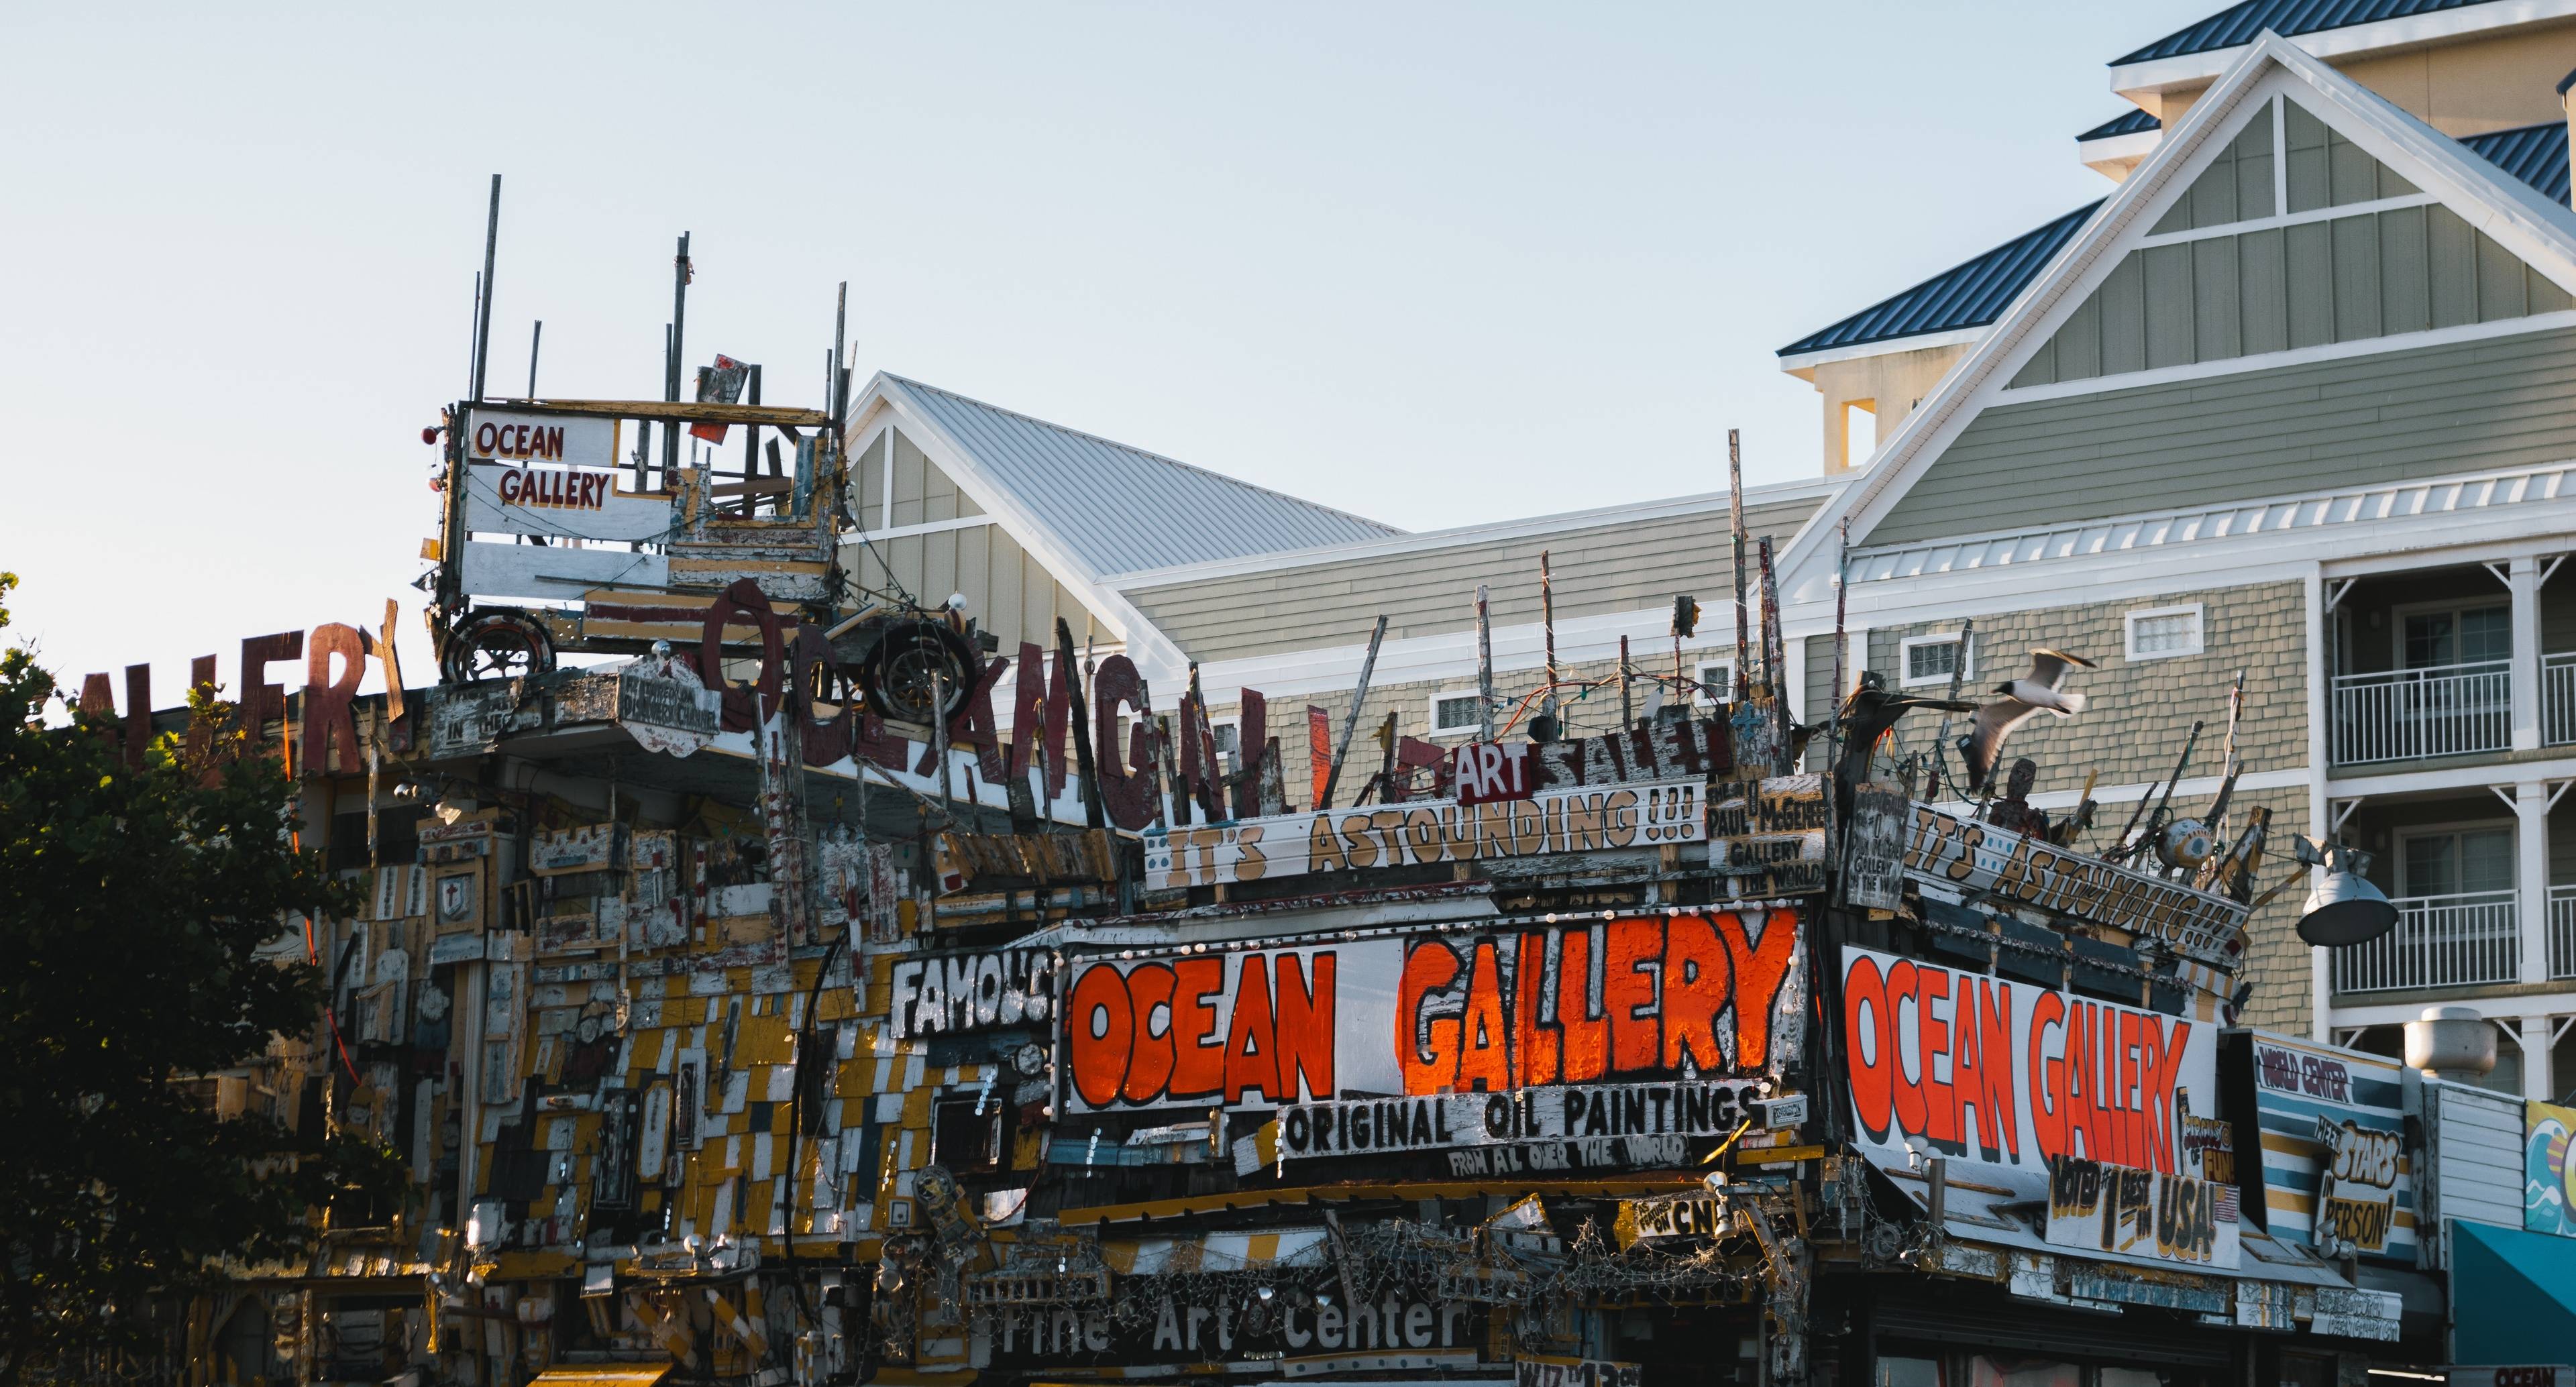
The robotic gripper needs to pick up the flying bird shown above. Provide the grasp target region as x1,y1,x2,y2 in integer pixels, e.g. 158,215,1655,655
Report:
1960,649,2098,790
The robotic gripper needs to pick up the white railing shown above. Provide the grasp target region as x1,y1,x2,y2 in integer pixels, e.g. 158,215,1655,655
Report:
2546,652,2576,747
2330,660,2512,765
2332,889,2521,993
2553,885,2576,981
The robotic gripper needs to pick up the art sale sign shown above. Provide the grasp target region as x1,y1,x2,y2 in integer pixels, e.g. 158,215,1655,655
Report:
1839,946,2218,1175
1065,911,1804,1112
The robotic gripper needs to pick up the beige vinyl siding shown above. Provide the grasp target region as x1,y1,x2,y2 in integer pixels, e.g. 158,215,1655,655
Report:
2008,206,2567,389
841,522,1104,653
1124,493,1825,663
855,429,987,531
2149,115,2277,235
1878,327,2576,546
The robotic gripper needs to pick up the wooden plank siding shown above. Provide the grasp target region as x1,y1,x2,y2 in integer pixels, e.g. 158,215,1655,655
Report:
1120,492,1827,664
2010,206,2569,391
1878,326,2576,546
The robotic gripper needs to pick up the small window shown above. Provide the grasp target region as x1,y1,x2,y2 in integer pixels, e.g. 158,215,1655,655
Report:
1900,633,1969,687
2125,604,2204,661
932,1096,1004,1170
1430,691,1484,738
1693,658,1735,706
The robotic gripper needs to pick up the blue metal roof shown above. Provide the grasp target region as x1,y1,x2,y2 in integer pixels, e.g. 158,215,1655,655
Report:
2078,109,2162,142
2112,0,2499,66
2461,119,2571,204
1776,203,2101,358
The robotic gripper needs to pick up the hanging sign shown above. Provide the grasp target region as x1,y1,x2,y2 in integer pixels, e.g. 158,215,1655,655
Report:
1841,781,1908,909
464,408,621,469
1065,911,1802,1113
1144,779,1705,891
2235,1031,2414,1260
1840,946,2219,1177
2044,1153,2241,1269
1613,1192,1727,1247
1901,803,2247,958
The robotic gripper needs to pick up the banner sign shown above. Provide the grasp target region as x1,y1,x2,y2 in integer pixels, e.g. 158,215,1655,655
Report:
464,408,621,469
2045,1154,2241,1269
2239,1032,2414,1260
1067,911,1803,1113
1275,1079,1764,1162
887,948,1058,1040
1143,779,1705,891
2527,1099,2576,1237
1840,946,2218,1176
1900,804,2247,961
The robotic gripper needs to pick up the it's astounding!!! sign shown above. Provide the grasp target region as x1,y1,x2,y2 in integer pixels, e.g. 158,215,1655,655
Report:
1144,780,1705,891
1840,946,2218,1176
2232,1031,2414,1261
1065,911,1803,1113
1902,804,2248,962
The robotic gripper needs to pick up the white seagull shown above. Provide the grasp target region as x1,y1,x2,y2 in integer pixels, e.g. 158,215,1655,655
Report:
1961,649,2098,790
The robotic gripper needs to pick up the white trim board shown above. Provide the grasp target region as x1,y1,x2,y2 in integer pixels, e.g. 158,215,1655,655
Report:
2326,990,2576,1030
1775,325,1990,374
1929,765,2310,816
1992,313,2576,406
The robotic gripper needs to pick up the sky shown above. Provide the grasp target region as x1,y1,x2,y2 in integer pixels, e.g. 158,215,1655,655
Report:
0,1,2218,705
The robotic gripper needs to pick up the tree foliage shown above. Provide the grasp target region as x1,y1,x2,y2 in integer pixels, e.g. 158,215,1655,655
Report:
0,571,402,1378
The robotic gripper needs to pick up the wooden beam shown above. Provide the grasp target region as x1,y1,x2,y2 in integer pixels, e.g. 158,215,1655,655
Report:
493,398,834,429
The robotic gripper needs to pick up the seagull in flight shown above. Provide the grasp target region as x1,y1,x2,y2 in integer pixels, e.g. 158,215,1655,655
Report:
1960,649,2097,790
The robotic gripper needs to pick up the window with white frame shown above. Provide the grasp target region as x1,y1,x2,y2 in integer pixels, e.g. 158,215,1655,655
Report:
2125,604,2204,661
1899,633,1969,688
1207,718,1241,769
1430,690,1485,737
1693,658,1735,706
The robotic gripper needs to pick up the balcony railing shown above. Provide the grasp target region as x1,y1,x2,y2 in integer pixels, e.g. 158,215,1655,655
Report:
2547,652,2576,747
2553,884,2576,981
2330,659,2512,766
2332,888,2520,993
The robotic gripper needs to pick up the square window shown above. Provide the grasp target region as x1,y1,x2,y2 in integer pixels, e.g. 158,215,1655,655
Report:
1693,658,1735,706
2125,604,2204,661
1900,634,1968,687
1431,692,1484,736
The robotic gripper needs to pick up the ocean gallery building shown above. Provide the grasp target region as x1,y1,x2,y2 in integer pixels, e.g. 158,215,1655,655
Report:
113,1,2576,1381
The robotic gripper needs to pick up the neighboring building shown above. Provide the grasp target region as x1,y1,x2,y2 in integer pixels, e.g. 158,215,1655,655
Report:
857,5,2576,1105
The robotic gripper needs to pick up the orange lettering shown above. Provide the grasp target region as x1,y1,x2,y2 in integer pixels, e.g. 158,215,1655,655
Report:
1167,958,1226,1100
1661,914,1732,1072
1274,954,1336,1103
1604,918,1663,1076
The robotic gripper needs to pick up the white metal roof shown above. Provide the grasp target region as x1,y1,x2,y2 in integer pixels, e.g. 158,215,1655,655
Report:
879,374,1402,578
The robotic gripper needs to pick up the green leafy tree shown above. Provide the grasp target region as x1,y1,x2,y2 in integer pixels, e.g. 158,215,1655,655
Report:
0,572,402,1380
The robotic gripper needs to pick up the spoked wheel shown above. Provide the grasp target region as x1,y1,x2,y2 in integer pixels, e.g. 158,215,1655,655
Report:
858,620,977,725
439,610,557,685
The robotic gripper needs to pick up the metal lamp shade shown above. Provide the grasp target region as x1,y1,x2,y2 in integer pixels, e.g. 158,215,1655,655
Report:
2296,866,2399,946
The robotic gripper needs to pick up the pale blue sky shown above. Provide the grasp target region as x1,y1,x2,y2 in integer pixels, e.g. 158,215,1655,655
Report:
0,1,2215,697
